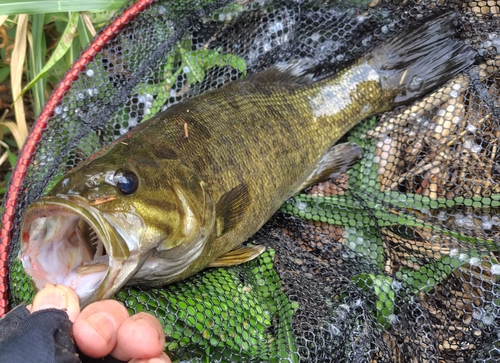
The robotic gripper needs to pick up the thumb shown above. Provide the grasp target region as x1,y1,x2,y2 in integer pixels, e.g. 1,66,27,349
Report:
31,284,80,323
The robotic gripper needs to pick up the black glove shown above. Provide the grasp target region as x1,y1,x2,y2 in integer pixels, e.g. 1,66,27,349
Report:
0,305,79,363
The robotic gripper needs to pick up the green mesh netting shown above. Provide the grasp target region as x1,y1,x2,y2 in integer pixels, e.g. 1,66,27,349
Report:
4,0,500,362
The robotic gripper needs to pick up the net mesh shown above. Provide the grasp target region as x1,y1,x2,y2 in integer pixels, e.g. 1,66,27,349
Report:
3,0,500,361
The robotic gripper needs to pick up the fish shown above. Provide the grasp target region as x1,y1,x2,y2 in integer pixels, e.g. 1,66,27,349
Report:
19,12,477,306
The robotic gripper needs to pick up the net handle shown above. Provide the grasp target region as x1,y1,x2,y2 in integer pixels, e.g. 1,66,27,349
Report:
0,0,155,317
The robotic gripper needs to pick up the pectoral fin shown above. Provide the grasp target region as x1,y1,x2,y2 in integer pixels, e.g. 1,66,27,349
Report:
208,245,266,267
298,142,363,191
215,183,250,237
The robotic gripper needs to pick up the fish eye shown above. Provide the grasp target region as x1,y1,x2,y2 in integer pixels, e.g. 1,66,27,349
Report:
114,170,139,195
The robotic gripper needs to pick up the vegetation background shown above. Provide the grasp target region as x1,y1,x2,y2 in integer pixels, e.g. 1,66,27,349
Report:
0,0,129,211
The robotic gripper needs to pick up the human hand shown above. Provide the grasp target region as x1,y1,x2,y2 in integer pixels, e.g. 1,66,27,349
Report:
30,284,171,363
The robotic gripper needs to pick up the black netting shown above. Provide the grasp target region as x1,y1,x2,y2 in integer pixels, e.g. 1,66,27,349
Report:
4,0,500,362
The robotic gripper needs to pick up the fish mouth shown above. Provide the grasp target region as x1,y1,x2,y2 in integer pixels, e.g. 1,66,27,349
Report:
19,195,134,306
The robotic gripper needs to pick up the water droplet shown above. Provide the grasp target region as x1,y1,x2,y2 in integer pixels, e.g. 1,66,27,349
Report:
482,312,495,325
472,308,482,320
469,257,480,266
339,304,350,312
392,280,402,292
471,143,482,153
54,106,62,115
491,264,500,275
329,324,341,335
408,75,424,92
77,93,85,100
466,124,477,133
482,220,493,230
310,32,320,42
86,69,94,77
483,40,493,48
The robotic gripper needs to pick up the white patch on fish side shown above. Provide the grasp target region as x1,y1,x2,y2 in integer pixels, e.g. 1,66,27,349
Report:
309,65,380,118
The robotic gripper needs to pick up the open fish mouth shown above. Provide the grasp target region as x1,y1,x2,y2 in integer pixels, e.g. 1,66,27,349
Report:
19,195,131,305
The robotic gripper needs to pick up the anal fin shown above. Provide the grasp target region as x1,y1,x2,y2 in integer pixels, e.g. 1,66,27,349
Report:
208,245,266,268
298,142,363,191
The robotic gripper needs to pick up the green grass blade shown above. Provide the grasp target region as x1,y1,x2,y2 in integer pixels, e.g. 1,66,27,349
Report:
19,12,79,98
0,15,8,26
76,14,92,51
0,0,127,15
28,14,47,118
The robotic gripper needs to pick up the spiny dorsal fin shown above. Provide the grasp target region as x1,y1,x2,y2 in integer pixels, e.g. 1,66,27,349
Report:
298,142,363,191
215,183,250,237
208,245,266,268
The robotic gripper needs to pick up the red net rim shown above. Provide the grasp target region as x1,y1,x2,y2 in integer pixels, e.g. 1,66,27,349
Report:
0,0,155,316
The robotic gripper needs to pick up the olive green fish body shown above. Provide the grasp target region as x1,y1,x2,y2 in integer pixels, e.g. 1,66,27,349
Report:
19,12,477,305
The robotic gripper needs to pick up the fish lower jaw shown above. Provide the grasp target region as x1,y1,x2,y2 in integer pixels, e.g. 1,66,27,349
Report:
20,212,111,302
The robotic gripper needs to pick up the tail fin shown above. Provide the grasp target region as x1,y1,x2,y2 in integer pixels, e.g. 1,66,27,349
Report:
369,12,478,105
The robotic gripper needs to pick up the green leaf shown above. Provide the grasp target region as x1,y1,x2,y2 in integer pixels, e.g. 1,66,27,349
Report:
77,13,94,49
0,0,127,15
43,12,69,24
6,148,17,167
180,47,247,85
19,11,79,98
396,256,465,295
0,67,9,83
180,48,206,84
28,13,47,117
84,10,117,26
351,273,396,329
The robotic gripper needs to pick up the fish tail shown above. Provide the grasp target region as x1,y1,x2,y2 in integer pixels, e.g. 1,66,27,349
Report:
369,11,478,106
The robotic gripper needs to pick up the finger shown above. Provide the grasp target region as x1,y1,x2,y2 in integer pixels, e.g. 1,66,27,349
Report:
73,300,129,358
31,284,80,323
129,352,172,363
111,312,166,361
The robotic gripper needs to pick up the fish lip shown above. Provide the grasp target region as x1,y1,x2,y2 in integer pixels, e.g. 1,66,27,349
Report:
20,195,130,306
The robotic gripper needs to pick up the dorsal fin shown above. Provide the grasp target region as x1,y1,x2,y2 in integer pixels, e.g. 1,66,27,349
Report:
215,183,251,237
243,58,318,87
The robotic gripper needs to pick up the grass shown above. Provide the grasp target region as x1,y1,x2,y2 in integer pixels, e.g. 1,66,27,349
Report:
0,2,126,206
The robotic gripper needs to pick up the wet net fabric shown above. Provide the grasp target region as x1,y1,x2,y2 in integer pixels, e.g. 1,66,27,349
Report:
3,0,500,361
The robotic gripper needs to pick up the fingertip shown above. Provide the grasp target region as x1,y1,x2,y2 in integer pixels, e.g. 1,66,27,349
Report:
31,284,80,322
129,353,172,363
73,300,129,358
111,313,165,361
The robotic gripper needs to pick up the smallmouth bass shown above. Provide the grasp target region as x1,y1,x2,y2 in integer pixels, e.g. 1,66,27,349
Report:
20,13,477,306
